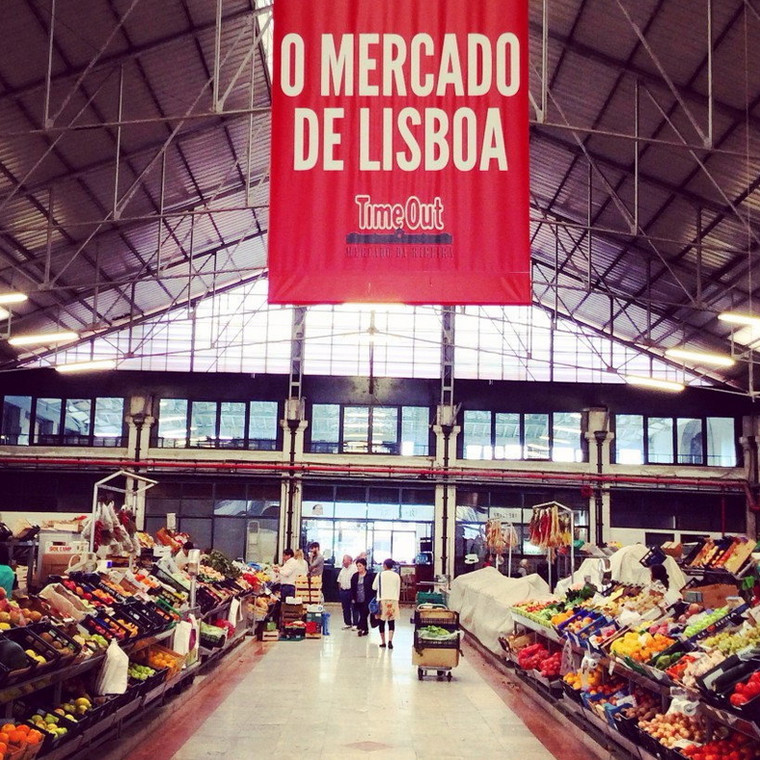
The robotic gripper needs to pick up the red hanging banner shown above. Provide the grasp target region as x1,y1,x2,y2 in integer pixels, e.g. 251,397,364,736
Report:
268,0,531,305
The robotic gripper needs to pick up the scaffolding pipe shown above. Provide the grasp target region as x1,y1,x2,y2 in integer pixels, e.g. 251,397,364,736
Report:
0,454,751,494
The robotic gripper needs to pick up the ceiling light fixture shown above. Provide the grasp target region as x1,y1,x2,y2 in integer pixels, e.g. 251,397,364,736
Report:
623,375,685,392
0,293,28,305
664,347,736,367
55,359,116,373
718,312,760,328
8,330,78,346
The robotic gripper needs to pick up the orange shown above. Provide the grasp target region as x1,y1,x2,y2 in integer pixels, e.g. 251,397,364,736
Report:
0,725,13,734
0,742,7,754
26,733,41,745
15,725,29,735
0,732,9,743
7,730,24,745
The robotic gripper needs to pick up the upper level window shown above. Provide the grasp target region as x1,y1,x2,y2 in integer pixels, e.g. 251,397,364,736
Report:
309,404,430,456
248,402,278,450
615,414,644,464
613,414,737,467
0,396,125,447
648,417,674,464
706,418,736,467
464,410,583,462
35,398,61,444
401,406,430,456
1,396,32,445
310,404,340,453
155,399,278,450
93,398,126,446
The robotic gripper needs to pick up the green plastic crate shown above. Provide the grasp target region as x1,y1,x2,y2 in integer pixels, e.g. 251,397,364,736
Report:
416,591,446,606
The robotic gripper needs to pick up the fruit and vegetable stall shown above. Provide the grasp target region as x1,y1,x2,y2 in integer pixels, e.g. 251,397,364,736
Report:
0,538,275,760
493,538,760,760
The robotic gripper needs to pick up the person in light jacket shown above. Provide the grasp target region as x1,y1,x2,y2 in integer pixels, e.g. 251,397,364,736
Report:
372,558,401,649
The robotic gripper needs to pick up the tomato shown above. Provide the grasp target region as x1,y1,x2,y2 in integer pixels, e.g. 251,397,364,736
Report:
730,693,749,706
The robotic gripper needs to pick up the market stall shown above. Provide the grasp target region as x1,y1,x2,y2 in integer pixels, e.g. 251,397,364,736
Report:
0,518,277,760
489,535,760,760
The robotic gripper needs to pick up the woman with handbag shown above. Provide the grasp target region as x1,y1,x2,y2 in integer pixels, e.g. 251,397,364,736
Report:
350,558,375,636
372,558,401,649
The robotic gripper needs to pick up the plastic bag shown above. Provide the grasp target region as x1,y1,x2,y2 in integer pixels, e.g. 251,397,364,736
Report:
94,639,129,695
173,620,194,656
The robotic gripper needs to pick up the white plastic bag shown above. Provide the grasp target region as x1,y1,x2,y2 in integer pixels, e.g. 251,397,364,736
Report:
172,620,193,656
94,639,129,695
227,598,241,626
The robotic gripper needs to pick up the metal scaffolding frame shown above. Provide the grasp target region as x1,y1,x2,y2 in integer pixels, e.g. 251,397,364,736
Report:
0,0,758,394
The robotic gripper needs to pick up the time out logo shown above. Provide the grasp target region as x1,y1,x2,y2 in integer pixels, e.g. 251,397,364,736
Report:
346,194,452,259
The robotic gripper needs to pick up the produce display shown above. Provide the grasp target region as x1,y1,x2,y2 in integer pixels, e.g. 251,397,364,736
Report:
128,662,157,682
685,536,758,574
609,630,676,663
508,536,760,760
0,522,274,760
681,732,760,760
702,624,760,655
729,669,760,707
637,712,708,749
417,625,458,641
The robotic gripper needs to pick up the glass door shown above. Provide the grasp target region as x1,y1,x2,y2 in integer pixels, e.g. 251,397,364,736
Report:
391,530,417,564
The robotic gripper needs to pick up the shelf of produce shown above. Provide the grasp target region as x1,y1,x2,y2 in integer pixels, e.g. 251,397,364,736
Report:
200,599,233,622
0,652,107,706
199,621,252,667
560,697,661,760
143,679,169,707
507,619,760,748
510,613,561,642
699,702,760,741
126,627,174,655
607,658,672,698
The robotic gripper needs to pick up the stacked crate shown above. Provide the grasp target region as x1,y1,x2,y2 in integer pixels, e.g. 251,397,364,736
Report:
281,601,304,629
295,575,323,604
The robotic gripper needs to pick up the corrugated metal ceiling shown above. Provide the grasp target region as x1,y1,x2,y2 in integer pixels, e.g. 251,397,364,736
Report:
0,0,758,392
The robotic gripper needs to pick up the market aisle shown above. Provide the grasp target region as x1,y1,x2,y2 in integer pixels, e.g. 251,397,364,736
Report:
166,615,564,760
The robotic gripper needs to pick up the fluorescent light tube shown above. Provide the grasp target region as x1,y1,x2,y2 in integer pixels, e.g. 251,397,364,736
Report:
665,348,735,367
623,375,685,392
55,359,116,373
9,330,78,346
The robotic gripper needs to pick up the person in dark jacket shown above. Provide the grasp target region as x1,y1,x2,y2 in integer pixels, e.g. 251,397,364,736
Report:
350,558,375,637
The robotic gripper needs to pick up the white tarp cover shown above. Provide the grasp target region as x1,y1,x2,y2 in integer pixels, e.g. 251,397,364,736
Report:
554,544,687,597
448,567,552,654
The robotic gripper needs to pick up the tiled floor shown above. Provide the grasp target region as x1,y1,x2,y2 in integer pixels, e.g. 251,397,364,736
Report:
101,608,599,760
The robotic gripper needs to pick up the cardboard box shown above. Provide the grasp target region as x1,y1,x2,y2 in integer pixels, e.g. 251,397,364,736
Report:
683,583,738,609
412,646,459,668
661,542,682,559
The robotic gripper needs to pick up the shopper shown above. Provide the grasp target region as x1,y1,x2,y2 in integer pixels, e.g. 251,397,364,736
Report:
350,558,375,636
336,554,357,629
372,558,401,649
293,548,309,578
516,558,530,577
277,548,299,601
307,541,324,579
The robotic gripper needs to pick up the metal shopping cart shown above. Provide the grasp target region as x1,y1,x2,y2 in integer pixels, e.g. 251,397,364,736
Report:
412,604,461,681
